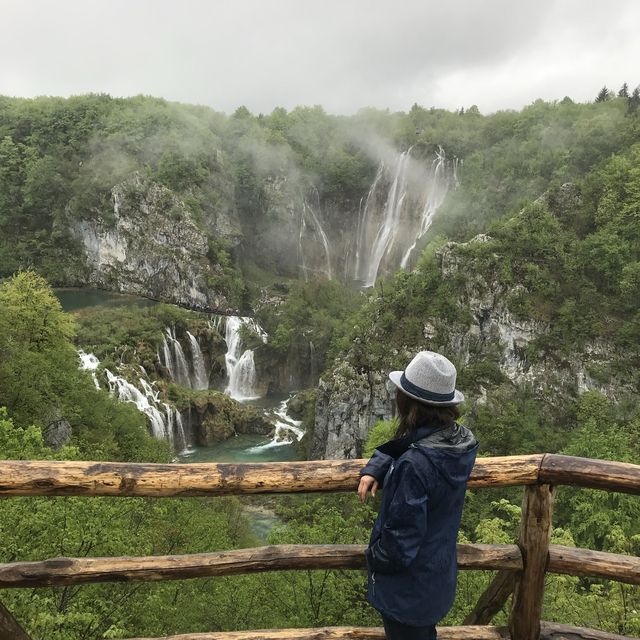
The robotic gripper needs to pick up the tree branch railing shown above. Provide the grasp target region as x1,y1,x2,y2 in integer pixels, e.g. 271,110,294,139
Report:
0,453,638,640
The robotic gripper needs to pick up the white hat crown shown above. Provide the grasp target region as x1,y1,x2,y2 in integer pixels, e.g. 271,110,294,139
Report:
389,351,464,406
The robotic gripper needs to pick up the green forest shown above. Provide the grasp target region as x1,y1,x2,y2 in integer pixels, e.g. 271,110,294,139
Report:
0,88,639,637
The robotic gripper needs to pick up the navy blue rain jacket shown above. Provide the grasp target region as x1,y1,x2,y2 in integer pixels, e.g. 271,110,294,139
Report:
360,423,478,626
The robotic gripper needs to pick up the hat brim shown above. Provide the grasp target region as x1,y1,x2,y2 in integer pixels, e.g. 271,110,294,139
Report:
389,371,465,406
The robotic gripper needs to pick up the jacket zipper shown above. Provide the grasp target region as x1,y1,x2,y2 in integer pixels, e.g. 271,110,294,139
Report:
371,571,376,596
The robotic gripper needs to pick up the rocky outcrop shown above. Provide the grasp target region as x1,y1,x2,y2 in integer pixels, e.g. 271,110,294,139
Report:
312,233,627,460
310,364,394,459
69,174,230,311
183,391,273,445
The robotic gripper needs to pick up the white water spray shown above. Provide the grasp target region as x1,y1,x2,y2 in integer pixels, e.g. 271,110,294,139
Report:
217,316,266,402
246,398,304,453
187,331,209,390
78,349,187,447
78,350,101,389
353,147,459,287
298,197,332,281
164,327,191,387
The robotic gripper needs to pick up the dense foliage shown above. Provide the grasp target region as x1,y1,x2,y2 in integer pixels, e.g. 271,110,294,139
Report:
0,89,639,637
1,91,638,291
0,271,169,461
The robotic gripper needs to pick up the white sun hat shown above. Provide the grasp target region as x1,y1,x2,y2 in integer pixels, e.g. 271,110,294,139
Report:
389,351,464,406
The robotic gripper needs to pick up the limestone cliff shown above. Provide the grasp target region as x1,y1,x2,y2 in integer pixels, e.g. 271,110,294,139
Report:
68,174,232,311
311,233,628,460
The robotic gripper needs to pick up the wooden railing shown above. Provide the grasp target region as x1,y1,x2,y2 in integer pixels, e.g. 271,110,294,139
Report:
0,453,638,640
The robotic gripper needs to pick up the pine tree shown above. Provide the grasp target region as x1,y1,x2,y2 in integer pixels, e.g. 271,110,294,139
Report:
618,82,629,98
595,86,611,102
627,87,640,115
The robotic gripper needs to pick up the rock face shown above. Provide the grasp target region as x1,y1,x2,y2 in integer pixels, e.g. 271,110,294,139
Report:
310,364,395,459
185,391,273,446
311,233,627,460
42,414,72,450
69,174,229,311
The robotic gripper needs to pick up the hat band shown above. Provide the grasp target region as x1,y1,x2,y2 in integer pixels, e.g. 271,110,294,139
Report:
400,373,455,402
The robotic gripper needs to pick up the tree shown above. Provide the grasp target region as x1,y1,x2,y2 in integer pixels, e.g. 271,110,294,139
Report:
595,86,611,102
0,271,78,428
628,87,640,115
618,82,629,98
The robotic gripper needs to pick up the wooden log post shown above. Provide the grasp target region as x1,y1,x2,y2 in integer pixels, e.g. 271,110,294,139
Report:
463,569,517,625
508,483,555,640
0,601,31,640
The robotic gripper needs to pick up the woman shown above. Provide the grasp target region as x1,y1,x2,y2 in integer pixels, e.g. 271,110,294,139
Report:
358,351,478,640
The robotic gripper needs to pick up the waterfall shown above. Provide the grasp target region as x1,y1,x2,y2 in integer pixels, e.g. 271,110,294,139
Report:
298,196,332,281
106,370,168,440
159,336,174,380
158,327,209,390
214,315,266,402
363,150,410,287
353,161,385,284
164,327,191,387
400,146,459,268
187,331,209,390
78,349,186,447
246,398,304,452
353,146,459,287
220,316,263,401
78,350,101,389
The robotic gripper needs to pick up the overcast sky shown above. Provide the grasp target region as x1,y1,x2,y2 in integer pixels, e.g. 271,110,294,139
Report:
2,0,639,115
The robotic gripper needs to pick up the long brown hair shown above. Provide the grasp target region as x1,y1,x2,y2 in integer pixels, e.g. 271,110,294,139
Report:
394,389,460,438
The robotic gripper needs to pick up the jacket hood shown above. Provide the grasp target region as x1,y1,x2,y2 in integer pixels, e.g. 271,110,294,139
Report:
410,423,478,487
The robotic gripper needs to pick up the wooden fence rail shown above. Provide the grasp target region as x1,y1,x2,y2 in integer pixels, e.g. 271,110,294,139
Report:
121,623,636,640
0,542,637,589
0,454,638,640
0,454,637,497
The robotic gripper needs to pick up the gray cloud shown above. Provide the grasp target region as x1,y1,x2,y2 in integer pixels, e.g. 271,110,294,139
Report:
1,0,639,114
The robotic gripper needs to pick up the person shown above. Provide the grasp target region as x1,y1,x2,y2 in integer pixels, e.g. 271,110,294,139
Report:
358,351,478,640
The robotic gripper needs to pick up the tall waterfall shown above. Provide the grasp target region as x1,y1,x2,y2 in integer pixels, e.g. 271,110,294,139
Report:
187,331,209,390
298,195,332,281
163,327,191,387
353,146,459,287
399,146,459,268
158,327,209,390
216,316,266,402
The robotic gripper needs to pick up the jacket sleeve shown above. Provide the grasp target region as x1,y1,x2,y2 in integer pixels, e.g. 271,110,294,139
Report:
359,449,393,484
366,459,429,574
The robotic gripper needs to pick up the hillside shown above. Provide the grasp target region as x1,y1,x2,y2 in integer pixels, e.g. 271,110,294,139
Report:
0,91,639,637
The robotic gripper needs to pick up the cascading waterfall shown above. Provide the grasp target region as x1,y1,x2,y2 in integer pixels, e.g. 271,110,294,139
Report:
219,316,266,401
106,370,168,440
164,327,191,387
399,146,460,268
247,398,304,452
158,327,209,390
78,350,189,450
353,162,385,282
353,146,459,287
298,196,332,281
187,331,209,390
362,149,411,287
78,350,101,389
